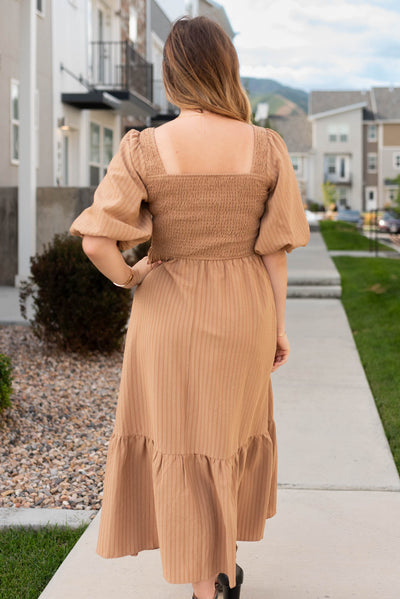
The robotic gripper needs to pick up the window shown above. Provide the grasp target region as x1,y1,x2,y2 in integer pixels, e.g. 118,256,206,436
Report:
338,187,347,207
63,135,69,186
36,0,45,16
11,80,39,167
368,124,377,142
328,125,337,143
327,156,336,174
338,124,348,142
291,156,302,175
393,153,400,169
367,153,377,172
339,157,346,178
328,124,349,143
10,80,19,164
89,122,114,185
129,7,138,43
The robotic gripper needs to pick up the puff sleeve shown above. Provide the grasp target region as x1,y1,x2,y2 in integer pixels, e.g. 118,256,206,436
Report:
254,128,310,255
69,129,152,252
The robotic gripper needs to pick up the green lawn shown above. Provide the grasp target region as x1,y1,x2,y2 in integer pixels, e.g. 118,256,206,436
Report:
0,523,89,599
332,256,400,474
320,219,395,251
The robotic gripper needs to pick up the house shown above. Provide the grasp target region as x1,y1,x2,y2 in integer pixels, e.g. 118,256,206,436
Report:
308,88,400,211
0,0,182,286
268,114,313,206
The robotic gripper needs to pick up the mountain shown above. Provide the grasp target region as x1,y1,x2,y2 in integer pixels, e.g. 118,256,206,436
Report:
240,76,309,116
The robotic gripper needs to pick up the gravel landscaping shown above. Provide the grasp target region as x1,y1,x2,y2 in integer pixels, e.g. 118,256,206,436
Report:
0,324,124,515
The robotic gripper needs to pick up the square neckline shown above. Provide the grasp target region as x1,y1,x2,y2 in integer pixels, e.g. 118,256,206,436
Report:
148,123,259,178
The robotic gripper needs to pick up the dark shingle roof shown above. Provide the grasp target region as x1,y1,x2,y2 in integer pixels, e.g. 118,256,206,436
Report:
372,87,400,119
309,90,373,116
268,114,312,153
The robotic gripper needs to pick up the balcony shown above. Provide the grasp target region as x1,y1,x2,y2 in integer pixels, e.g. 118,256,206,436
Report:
62,41,157,116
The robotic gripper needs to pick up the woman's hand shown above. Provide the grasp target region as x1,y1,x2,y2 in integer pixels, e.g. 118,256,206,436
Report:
271,333,290,372
133,256,163,285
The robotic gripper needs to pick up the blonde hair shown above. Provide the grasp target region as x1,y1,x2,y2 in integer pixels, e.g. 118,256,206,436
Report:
162,16,252,123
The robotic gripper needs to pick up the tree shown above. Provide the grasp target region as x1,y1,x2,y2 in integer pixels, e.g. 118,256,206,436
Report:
321,181,338,210
390,174,400,215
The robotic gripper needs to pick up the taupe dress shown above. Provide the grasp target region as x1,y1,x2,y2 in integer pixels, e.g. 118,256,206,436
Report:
69,124,310,587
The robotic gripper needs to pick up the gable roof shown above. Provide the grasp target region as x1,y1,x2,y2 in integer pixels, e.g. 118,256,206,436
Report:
371,87,400,119
309,90,373,116
268,114,312,153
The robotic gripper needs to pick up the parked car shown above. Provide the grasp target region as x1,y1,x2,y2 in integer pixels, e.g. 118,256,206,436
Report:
335,209,364,230
378,211,400,234
305,210,323,223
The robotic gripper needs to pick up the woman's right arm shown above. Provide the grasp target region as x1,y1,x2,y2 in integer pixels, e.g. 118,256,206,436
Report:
261,249,290,371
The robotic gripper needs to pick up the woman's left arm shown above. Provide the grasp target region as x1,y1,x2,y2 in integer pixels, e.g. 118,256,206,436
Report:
82,235,161,287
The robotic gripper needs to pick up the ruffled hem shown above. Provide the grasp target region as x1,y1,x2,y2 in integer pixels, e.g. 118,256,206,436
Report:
96,429,277,586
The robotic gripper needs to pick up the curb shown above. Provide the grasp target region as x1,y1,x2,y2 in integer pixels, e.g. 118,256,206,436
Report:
0,507,97,530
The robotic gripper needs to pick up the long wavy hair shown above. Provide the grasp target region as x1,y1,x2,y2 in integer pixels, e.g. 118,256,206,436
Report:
162,15,252,123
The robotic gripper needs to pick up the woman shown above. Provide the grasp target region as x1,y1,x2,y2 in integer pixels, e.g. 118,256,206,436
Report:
69,15,310,599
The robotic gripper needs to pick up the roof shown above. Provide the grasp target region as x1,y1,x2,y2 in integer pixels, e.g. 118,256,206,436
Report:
309,90,374,116
268,114,312,153
371,87,400,120
200,0,235,38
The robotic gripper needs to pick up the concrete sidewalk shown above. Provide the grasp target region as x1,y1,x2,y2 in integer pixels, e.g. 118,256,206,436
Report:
3,231,400,598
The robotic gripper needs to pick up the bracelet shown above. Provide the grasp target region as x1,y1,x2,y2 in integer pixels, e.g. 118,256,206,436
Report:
277,330,287,337
113,267,140,288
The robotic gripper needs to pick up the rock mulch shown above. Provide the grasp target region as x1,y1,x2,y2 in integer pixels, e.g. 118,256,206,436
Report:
0,324,124,517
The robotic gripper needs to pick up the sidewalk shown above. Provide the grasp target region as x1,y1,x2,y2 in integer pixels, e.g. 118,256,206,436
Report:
3,231,400,598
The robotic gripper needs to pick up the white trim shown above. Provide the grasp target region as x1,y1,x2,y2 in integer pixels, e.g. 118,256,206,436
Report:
308,102,367,121
363,119,400,124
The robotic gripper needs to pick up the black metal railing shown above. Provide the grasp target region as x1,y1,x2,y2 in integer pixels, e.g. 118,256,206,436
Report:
89,41,153,102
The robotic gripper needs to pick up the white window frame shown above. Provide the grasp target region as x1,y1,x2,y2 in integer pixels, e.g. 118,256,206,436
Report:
327,155,336,174
328,125,337,143
10,80,39,168
89,121,115,185
367,124,377,142
367,152,377,173
393,152,400,170
10,79,19,165
338,187,347,208
338,124,349,143
291,155,302,175
36,0,45,17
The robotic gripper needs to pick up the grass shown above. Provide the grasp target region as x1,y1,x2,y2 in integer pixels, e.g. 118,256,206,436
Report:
332,256,400,474
0,523,89,599
319,219,395,251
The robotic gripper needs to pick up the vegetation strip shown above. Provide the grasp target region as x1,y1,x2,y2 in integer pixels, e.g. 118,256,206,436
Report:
332,256,400,474
319,220,395,251
0,523,89,599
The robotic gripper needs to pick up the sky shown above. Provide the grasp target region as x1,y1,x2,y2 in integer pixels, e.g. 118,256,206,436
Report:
158,0,400,93
216,0,400,92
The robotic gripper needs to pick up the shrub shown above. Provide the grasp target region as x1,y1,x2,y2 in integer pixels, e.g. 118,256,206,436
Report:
19,233,133,354
0,354,13,414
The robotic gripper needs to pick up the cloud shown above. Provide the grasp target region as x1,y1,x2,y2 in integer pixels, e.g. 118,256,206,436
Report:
217,0,400,90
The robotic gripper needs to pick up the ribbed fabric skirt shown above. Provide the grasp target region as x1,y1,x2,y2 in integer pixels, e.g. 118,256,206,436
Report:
96,253,278,588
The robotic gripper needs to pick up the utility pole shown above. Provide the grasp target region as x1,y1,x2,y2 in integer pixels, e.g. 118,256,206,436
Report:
16,0,37,286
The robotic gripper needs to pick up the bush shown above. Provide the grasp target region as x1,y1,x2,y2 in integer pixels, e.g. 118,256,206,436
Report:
0,354,13,414
19,233,133,354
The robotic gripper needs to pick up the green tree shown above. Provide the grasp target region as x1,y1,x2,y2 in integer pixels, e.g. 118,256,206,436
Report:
391,174,400,215
322,181,338,210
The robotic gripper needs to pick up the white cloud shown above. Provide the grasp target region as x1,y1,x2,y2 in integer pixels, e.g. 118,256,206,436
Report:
217,0,400,90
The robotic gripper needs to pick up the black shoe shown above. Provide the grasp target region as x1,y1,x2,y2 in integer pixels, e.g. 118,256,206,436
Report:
216,563,244,599
214,544,240,595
